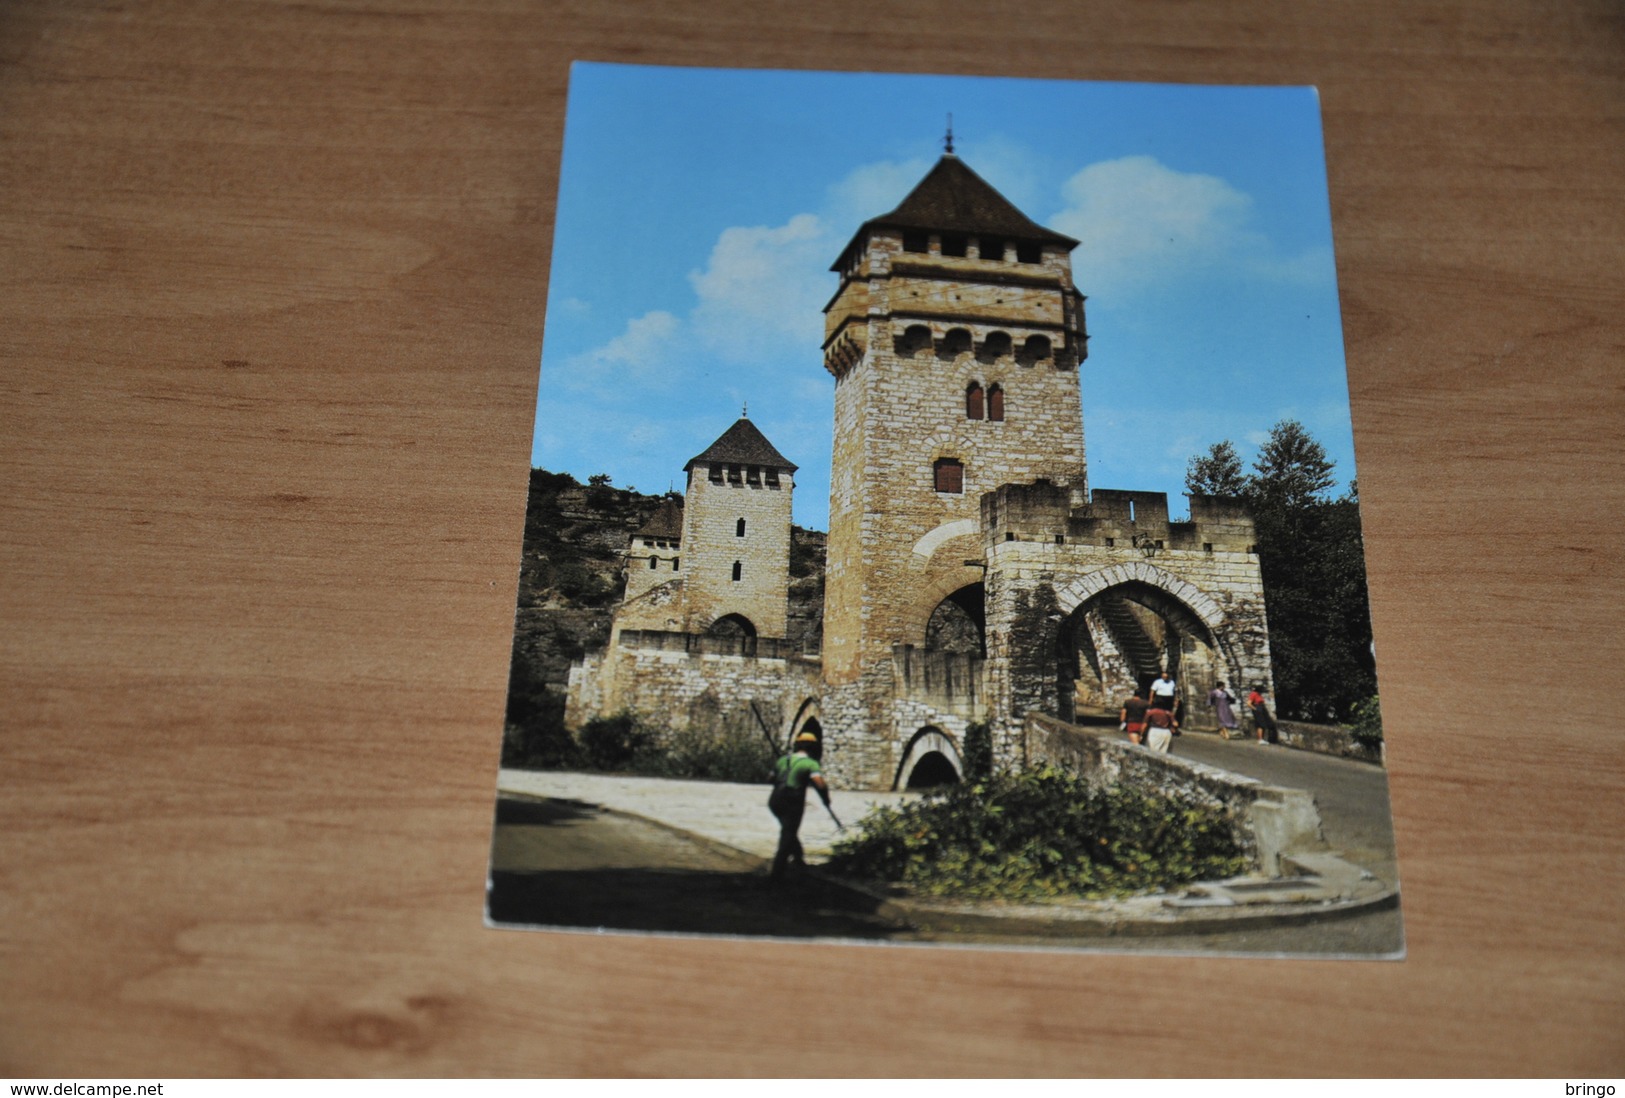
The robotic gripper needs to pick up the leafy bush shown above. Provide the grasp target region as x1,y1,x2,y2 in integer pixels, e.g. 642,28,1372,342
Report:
577,711,656,771
826,765,1250,902
634,725,776,784
1344,694,1384,749
553,563,611,605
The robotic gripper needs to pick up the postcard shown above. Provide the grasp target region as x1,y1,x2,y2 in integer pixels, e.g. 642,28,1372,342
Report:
488,63,1401,956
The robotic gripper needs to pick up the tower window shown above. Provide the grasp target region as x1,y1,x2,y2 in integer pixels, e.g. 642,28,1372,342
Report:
765,468,780,488
897,325,932,356
649,556,657,569
746,465,761,485
1019,334,1052,366
979,236,1005,261
966,382,984,420
988,384,1004,422
674,557,680,570
902,230,929,253
1016,240,1042,264
736,518,746,537
727,463,742,484
940,233,968,258
934,458,964,494
732,561,743,582
709,464,723,484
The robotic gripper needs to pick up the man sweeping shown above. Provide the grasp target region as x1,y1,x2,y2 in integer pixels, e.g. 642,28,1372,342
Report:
768,731,833,881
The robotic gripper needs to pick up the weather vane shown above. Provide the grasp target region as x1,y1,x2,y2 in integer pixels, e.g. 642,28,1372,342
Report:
945,113,954,154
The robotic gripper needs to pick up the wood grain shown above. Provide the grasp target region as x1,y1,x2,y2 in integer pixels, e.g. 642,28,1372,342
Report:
2,0,1621,1077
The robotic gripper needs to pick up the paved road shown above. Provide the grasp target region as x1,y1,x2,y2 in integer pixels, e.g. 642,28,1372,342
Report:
487,794,913,941
1169,733,1401,885
488,793,1402,955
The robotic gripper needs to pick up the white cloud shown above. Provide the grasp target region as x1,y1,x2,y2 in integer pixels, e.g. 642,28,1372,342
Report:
687,213,831,360
1049,156,1257,295
557,309,682,391
824,157,931,230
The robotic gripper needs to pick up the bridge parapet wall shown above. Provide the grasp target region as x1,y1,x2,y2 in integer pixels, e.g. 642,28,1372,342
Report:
982,483,1256,553
1023,713,1327,877
889,645,986,718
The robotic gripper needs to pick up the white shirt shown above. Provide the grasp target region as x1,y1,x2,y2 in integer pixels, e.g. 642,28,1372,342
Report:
1150,677,1177,699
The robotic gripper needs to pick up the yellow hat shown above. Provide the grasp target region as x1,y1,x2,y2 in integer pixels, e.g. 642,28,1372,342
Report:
795,732,820,744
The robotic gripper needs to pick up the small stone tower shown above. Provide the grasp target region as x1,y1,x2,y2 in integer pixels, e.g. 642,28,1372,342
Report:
819,153,1090,769
678,417,798,640
623,497,684,602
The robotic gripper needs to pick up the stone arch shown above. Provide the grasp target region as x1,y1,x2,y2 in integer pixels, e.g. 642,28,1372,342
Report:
1017,333,1052,366
893,726,962,791
910,519,979,562
1054,561,1226,629
896,324,932,356
924,582,985,655
978,330,1013,362
938,327,973,359
1052,565,1243,723
899,559,987,644
705,613,757,639
787,696,823,748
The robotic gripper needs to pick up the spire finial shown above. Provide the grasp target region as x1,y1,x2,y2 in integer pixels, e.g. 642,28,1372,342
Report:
945,113,954,155
742,401,748,418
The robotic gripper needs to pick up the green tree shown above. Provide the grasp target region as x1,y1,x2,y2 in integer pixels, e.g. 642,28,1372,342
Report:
1249,419,1335,509
1185,440,1246,496
1183,422,1375,723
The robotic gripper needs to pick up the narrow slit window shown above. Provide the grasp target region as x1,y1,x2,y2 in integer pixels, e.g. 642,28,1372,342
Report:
988,384,1004,421
736,518,746,537
731,561,742,582
966,382,984,420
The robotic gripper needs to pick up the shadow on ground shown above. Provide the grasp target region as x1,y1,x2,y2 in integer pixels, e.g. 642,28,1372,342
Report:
486,794,913,940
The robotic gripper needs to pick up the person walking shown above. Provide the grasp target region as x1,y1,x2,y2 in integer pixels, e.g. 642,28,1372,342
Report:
1149,669,1178,714
1144,703,1178,753
1208,681,1240,739
768,731,832,881
1248,684,1279,745
1120,689,1151,746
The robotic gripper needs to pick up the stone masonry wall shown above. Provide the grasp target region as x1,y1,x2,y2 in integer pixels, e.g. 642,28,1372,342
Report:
822,226,1088,783
984,538,1273,759
591,638,822,749
624,532,682,603
680,463,793,639
1024,713,1326,876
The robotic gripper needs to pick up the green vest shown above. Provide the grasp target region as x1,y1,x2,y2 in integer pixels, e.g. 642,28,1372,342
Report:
775,752,821,790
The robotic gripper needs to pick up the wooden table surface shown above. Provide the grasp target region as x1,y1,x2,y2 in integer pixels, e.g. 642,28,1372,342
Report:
3,0,1621,1078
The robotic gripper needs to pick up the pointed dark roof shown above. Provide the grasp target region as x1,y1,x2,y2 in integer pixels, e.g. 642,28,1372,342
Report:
835,154,1077,268
635,498,684,539
683,417,798,473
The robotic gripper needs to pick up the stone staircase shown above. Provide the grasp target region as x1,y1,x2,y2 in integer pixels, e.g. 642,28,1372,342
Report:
1093,593,1162,681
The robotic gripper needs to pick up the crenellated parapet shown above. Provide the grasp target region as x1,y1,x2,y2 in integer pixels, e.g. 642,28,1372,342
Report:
981,481,1257,555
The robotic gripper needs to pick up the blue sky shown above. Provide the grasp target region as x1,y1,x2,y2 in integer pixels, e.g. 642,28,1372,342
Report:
532,63,1356,529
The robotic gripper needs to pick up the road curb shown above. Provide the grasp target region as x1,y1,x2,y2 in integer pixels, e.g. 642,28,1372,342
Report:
497,788,1399,940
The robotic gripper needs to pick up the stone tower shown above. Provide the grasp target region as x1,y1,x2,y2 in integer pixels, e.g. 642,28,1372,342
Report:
623,497,684,603
819,153,1090,770
678,417,797,640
